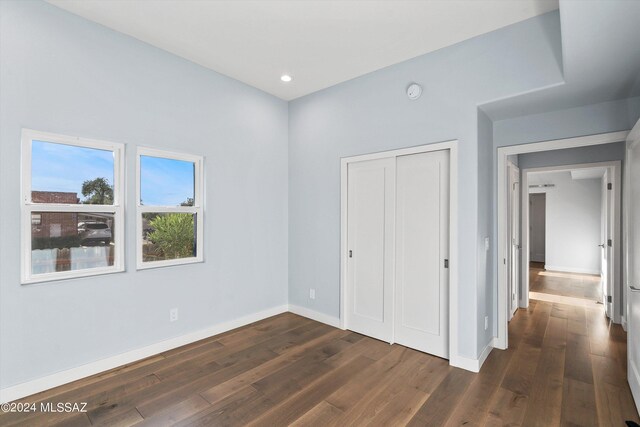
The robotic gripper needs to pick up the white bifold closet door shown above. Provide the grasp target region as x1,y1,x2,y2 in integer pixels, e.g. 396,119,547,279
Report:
346,150,450,359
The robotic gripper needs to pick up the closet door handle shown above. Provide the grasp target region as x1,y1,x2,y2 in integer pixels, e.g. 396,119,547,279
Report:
630,285,640,292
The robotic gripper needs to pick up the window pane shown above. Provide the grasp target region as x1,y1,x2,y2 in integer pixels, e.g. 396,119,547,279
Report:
31,212,115,275
31,140,115,205
140,156,195,206
142,213,196,262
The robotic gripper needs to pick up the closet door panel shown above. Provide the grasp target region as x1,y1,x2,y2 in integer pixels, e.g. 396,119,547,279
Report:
395,150,450,358
346,157,395,342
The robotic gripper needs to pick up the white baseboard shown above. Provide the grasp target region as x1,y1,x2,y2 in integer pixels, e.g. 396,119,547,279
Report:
622,315,628,332
288,304,342,328
450,341,494,373
0,305,288,404
492,337,501,349
544,265,600,275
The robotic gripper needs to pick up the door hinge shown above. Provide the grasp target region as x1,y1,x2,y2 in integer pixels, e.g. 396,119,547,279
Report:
444,259,449,269
607,183,612,190
607,295,612,303
348,250,353,258
607,239,612,247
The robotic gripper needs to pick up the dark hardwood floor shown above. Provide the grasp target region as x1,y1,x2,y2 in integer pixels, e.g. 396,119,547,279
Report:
1,305,637,426
530,262,601,302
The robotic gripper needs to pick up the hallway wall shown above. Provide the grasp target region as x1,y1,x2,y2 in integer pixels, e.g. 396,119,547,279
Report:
529,171,602,274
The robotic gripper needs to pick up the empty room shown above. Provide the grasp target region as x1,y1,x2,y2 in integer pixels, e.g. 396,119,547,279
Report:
1,0,640,426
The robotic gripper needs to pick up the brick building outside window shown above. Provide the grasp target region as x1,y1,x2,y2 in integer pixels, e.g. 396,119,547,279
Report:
31,191,79,239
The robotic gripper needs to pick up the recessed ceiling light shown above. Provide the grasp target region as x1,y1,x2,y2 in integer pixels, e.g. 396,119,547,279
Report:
280,74,293,83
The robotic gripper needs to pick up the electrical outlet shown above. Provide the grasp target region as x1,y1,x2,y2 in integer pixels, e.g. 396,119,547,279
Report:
309,289,316,300
170,308,178,322
484,316,489,330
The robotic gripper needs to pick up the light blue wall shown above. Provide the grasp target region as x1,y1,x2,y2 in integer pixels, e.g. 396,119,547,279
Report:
493,97,637,147
518,142,625,170
288,11,564,359
0,0,289,388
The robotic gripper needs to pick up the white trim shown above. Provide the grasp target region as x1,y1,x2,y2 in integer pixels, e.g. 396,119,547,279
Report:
450,341,493,373
0,305,288,403
507,160,521,318
543,266,601,276
340,140,456,164
630,357,640,416
340,140,460,367
136,147,204,270
497,131,628,349
288,304,342,328
478,340,494,370
625,121,640,344
20,129,126,284
627,120,640,415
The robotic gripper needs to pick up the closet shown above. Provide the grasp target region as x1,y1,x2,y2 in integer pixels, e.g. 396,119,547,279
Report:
345,149,450,359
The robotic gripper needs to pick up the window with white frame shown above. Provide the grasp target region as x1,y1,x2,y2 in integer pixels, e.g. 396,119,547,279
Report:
136,147,203,269
21,129,125,284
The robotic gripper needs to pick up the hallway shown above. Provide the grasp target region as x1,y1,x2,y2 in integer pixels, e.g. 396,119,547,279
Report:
499,298,636,426
498,264,638,425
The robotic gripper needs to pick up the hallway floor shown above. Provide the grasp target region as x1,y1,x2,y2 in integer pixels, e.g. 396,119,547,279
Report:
529,262,601,302
501,298,637,426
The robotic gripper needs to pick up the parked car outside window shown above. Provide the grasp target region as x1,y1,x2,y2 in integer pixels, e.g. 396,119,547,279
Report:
77,221,111,245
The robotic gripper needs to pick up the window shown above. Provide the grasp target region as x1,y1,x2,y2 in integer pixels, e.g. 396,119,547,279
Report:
21,129,124,283
136,147,203,269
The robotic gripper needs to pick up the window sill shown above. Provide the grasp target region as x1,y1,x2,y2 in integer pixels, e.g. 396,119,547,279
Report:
21,266,125,285
136,257,204,271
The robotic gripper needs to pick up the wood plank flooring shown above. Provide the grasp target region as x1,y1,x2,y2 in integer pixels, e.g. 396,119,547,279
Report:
1,302,637,426
530,262,601,301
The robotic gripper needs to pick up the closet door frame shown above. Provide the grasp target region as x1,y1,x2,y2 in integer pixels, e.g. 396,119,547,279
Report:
340,140,459,366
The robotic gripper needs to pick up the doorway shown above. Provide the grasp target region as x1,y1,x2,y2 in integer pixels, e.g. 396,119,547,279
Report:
521,163,620,315
496,131,627,350
340,141,459,363
525,166,611,310
529,193,546,265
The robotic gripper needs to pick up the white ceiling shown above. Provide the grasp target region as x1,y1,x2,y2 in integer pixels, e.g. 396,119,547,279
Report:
570,168,606,180
46,0,559,100
482,0,640,120
529,168,606,185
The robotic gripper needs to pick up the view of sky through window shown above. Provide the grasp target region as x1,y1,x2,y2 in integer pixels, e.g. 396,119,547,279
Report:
140,155,195,206
31,140,114,199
